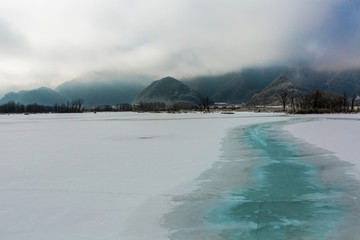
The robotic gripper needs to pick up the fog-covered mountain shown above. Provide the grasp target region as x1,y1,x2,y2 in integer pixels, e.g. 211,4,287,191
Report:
184,68,283,103
56,79,148,106
185,67,360,103
55,72,152,106
133,76,202,105
0,87,67,105
273,67,360,96
0,73,151,106
248,76,306,106
1,67,359,107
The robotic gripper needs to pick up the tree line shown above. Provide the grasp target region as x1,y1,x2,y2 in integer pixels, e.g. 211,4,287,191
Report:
0,96,214,114
0,98,84,114
278,88,360,113
132,97,213,112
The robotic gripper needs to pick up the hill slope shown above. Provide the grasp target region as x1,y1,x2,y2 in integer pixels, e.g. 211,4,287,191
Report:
185,67,360,103
0,87,67,105
185,68,281,103
248,76,305,106
56,74,150,106
133,76,202,105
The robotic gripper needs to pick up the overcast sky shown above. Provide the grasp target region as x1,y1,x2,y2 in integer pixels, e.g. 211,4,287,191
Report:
0,0,359,91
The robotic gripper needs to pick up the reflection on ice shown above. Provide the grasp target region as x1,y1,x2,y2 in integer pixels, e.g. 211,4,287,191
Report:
164,121,360,239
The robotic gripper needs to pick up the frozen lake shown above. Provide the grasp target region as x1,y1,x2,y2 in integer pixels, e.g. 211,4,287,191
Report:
0,112,359,239
165,120,360,239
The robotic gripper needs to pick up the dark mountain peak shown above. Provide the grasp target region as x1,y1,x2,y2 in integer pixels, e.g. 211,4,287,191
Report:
133,77,202,105
265,75,293,90
151,76,187,89
158,76,178,82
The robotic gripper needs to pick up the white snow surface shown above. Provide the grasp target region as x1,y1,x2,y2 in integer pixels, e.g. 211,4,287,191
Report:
285,114,360,180
0,112,288,240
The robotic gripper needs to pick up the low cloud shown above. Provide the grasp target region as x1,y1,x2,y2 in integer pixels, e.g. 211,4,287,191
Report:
0,0,359,91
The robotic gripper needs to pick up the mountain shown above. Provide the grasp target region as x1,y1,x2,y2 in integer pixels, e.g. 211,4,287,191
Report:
133,76,202,105
0,73,151,107
56,73,150,106
185,68,281,103
0,87,67,105
278,68,360,96
247,76,305,106
1,67,359,107
185,67,360,103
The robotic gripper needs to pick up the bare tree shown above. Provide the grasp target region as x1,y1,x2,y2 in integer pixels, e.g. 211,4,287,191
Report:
290,95,295,113
71,99,77,111
71,98,84,112
351,94,356,112
201,96,213,112
278,88,289,112
312,89,322,110
77,98,84,112
295,96,304,110
343,91,349,112
66,100,70,112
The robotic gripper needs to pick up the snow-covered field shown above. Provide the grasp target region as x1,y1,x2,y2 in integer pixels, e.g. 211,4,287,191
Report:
0,112,359,239
285,114,360,180
0,112,287,240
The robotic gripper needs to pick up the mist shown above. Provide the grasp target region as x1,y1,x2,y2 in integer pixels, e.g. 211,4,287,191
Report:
0,0,359,92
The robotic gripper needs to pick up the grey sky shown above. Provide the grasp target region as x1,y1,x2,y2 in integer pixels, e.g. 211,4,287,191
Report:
0,0,359,91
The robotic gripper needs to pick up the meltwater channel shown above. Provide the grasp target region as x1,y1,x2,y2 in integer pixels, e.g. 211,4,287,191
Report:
165,120,360,240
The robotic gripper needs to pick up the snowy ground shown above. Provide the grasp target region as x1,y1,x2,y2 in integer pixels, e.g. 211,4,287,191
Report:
1,112,359,239
0,112,287,240
285,114,360,180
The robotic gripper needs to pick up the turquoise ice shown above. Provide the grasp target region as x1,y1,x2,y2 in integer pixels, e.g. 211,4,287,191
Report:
206,122,343,239
165,120,360,239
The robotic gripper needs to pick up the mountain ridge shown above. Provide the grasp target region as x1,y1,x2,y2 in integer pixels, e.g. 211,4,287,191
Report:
185,67,360,103
1,67,359,107
133,76,202,105
55,73,150,106
0,87,68,105
247,76,305,106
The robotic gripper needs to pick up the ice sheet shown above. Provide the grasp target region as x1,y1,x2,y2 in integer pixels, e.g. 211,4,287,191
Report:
2,112,358,239
0,112,287,240
164,119,360,239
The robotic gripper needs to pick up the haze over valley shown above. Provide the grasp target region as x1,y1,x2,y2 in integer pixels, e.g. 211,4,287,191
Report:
1,67,359,108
